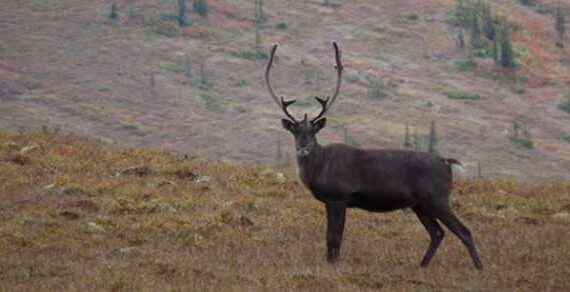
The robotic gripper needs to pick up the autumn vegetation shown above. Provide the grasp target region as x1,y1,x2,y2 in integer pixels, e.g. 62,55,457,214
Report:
1,129,569,290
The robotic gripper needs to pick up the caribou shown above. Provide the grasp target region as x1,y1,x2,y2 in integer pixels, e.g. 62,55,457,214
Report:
265,42,483,270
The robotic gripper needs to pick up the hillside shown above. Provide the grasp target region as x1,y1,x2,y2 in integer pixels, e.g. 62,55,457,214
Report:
1,129,570,290
0,0,570,180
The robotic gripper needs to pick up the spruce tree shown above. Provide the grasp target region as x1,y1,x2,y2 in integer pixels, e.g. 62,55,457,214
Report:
428,121,438,154
492,34,499,64
470,9,482,48
482,3,495,40
412,129,421,151
404,122,413,149
556,7,566,48
500,28,515,68
184,54,192,81
109,0,119,20
178,0,189,27
193,0,208,18
458,30,465,49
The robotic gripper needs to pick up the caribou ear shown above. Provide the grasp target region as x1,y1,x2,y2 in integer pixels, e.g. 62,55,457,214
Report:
282,119,296,132
313,118,327,133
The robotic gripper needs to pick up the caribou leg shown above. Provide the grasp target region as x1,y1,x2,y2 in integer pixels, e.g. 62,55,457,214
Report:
325,201,346,263
412,206,445,267
434,206,484,270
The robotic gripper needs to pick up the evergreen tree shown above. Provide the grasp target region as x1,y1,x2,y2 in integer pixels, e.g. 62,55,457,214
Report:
458,30,465,49
276,136,283,165
200,62,208,86
500,28,515,68
184,54,192,81
255,28,261,49
470,9,482,48
404,122,413,149
193,0,208,18
412,129,422,151
477,160,482,178
482,3,495,40
512,120,520,141
428,121,438,154
556,7,566,48
492,34,499,64
178,0,189,26
109,0,119,20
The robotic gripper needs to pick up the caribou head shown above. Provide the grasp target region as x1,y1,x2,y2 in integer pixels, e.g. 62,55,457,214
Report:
265,42,343,157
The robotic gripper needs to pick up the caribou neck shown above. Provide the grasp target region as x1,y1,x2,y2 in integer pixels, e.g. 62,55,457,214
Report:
297,143,324,185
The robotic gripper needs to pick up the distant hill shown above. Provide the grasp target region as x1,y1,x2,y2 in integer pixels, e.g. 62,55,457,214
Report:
0,0,569,179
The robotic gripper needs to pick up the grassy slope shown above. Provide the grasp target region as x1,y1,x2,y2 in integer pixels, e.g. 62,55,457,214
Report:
0,0,569,179
1,129,570,290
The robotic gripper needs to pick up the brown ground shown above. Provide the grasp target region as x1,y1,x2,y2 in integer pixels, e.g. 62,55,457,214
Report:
1,130,569,290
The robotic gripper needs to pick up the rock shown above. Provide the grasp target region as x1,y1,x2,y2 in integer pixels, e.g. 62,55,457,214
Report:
276,172,286,183
116,165,152,177
154,180,177,187
87,222,105,232
552,212,570,222
44,183,56,190
19,144,39,155
195,175,212,183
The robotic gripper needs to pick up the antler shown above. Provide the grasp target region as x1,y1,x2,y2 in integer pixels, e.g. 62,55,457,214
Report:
310,42,343,123
265,44,298,122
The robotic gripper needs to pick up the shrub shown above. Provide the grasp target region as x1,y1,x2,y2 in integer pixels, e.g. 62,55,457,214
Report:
201,95,223,112
344,72,360,83
557,132,570,143
442,86,483,100
454,58,478,71
367,78,387,99
231,48,268,60
517,0,536,7
163,63,184,73
193,0,208,17
558,97,570,114
404,12,419,21
276,22,288,30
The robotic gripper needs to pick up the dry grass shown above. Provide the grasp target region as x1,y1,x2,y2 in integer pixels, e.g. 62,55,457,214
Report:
1,129,569,291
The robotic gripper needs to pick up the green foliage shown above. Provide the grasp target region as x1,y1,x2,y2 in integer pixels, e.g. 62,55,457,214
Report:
193,0,208,18
199,63,213,90
492,35,499,63
254,0,265,26
517,0,536,7
178,0,189,27
235,79,246,87
404,12,420,21
482,3,495,40
454,58,478,71
163,63,184,73
428,121,438,154
403,122,412,149
558,94,570,114
344,72,360,83
109,0,119,20
510,121,534,149
555,7,565,48
470,8,482,48
499,28,516,68
442,86,484,100
447,0,475,27
557,132,570,143
185,55,192,80
231,48,268,60
201,94,224,112
367,78,387,99
276,21,288,30
153,23,180,37
412,129,422,151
